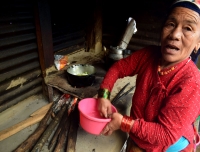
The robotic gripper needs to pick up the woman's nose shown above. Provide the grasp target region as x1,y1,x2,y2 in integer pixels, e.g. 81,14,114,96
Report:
169,26,182,40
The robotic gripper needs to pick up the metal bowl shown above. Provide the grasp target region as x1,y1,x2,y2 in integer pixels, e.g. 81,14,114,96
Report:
66,64,96,87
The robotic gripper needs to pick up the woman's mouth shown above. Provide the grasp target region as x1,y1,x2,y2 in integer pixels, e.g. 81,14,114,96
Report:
164,44,179,54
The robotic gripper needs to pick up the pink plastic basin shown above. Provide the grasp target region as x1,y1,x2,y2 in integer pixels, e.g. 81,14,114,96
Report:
78,98,117,135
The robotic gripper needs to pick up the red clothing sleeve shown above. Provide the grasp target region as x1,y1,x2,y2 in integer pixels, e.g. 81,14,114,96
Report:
100,46,153,91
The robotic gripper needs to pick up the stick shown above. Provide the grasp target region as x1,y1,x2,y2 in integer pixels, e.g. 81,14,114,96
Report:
48,96,77,150
13,104,53,152
111,82,130,104
0,103,52,141
54,97,78,152
31,104,67,152
0,112,46,141
48,104,69,150
53,114,71,152
65,106,79,152
30,102,53,117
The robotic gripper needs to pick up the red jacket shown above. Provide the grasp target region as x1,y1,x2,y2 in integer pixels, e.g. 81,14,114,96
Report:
100,45,200,151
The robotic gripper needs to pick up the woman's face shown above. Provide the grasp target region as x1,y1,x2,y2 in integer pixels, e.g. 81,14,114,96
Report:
161,7,200,65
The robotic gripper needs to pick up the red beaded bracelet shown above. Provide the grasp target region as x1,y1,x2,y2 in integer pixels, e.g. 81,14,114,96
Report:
120,115,133,133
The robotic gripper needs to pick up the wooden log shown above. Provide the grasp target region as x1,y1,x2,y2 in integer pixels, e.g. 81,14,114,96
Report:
14,104,53,152
48,104,69,150
0,112,46,142
31,104,67,152
53,97,78,152
53,113,71,152
49,97,78,150
65,106,79,152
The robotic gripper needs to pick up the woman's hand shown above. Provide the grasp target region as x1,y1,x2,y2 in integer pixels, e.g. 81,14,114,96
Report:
101,112,123,136
97,98,112,118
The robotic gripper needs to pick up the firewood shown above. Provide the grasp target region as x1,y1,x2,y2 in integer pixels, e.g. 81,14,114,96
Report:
31,104,67,152
48,95,73,149
13,103,53,152
49,97,78,151
53,97,78,152
65,106,79,152
53,113,71,152
48,104,69,150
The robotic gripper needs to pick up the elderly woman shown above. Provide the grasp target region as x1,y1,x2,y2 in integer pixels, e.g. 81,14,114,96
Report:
97,0,200,151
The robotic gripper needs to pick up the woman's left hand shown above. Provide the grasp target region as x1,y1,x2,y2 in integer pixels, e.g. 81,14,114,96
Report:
101,112,123,136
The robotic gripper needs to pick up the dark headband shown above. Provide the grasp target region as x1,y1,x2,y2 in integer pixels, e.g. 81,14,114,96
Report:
171,1,200,14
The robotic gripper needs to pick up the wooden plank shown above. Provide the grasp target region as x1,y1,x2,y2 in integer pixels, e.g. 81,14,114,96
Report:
30,102,52,117
14,104,53,152
0,102,53,141
0,112,46,141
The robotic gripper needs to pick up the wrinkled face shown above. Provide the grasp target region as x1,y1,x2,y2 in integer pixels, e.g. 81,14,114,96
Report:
161,7,200,65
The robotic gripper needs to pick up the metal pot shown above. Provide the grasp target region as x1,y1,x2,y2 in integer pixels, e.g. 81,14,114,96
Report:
66,64,96,88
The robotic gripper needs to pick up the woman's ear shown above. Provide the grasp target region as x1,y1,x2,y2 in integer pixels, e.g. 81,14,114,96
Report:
194,41,200,53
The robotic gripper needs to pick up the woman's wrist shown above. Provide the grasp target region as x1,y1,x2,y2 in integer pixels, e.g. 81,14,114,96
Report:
120,115,134,133
98,88,110,100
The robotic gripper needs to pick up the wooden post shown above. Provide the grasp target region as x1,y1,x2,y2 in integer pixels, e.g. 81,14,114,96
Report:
85,0,102,54
34,0,54,77
85,1,95,52
94,0,102,54
34,0,54,101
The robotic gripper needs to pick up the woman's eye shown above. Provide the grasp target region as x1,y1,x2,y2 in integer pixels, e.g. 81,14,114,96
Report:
184,27,192,31
169,23,174,26
165,22,174,28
